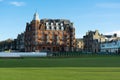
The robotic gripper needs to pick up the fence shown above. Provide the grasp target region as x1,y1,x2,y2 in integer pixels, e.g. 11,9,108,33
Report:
0,52,47,58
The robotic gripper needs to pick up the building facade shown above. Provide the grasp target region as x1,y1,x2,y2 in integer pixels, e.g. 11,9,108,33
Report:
25,13,76,52
83,30,119,53
0,39,14,52
76,38,84,52
16,33,25,52
100,40,120,54
0,33,25,52
103,34,118,42
83,30,105,53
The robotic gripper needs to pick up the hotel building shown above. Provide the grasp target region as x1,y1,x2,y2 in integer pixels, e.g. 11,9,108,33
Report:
25,13,76,52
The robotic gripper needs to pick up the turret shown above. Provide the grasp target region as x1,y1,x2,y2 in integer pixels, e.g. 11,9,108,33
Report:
33,12,40,21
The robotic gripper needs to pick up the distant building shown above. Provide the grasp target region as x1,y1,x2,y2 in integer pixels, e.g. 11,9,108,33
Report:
10,39,17,51
83,30,120,53
16,33,25,52
0,33,25,52
25,13,76,52
76,38,84,52
100,40,120,54
104,33,118,42
83,30,105,53
0,39,14,51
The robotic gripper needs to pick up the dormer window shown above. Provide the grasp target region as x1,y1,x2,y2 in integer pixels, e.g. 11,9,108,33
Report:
46,22,49,26
61,23,63,26
56,23,59,26
61,26,64,31
51,23,53,26
47,26,49,30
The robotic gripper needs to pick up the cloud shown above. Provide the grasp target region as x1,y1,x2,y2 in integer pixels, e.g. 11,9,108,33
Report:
10,1,25,7
105,30,120,37
96,3,120,8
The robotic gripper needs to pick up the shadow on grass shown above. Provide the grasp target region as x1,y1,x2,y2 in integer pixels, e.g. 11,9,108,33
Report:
0,56,120,68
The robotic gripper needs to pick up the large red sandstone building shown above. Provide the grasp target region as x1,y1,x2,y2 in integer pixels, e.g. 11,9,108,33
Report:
25,13,76,52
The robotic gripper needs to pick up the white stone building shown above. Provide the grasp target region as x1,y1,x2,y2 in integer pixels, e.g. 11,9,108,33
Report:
100,40,120,53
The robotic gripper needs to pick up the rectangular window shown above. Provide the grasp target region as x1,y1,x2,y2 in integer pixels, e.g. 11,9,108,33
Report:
47,26,49,30
46,22,49,26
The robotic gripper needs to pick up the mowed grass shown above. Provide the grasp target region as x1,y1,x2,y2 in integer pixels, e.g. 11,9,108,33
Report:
0,56,120,80
0,68,120,80
0,56,120,67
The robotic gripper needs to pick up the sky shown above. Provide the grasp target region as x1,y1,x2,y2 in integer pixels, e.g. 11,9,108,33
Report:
0,0,120,41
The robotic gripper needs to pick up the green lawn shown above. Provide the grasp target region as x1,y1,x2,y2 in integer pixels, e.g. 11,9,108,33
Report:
0,56,120,80
0,68,120,80
0,56,120,67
